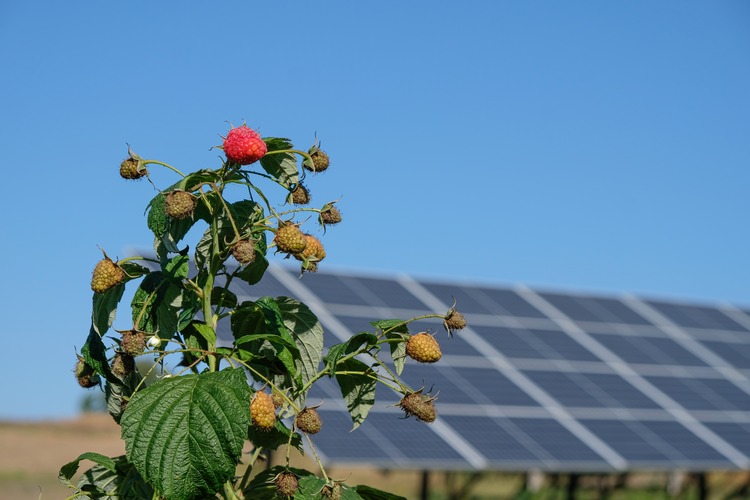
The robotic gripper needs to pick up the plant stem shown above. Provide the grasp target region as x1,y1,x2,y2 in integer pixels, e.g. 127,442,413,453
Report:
143,159,186,177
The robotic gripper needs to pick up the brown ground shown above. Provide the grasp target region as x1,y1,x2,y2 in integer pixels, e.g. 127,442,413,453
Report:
2,414,747,499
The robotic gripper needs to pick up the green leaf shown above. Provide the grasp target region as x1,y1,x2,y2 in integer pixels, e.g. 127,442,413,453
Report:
247,418,303,452
355,484,408,500
259,151,299,188
76,455,154,499
324,332,377,378
335,358,376,430
276,297,324,406
121,368,251,500
91,283,125,336
147,193,168,237
130,272,183,337
371,319,409,376
59,452,115,483
263,137,294,151
296,476,328,498
82,327,115,383
211,287,238,309
178,168,221,191
163,253,189,280
244,465,315,499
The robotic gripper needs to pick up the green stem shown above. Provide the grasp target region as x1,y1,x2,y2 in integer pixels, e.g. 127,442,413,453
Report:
143,159,186,177
239,447,264,491
212,183,242,241
304,433,329,483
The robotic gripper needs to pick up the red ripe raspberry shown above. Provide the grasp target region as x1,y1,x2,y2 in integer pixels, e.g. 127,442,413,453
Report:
223,126,267,165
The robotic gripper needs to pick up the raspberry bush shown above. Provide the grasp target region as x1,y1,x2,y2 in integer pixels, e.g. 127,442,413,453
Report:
60,123,466,500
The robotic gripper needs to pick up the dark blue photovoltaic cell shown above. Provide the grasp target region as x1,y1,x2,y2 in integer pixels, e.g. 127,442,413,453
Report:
523,371,660,409
469,287,548,318
645,300,749,332
537,293,652,325
397,364,539,407
580,419,729,464
232,272,293,300
440,416,539,462
366,412,466,462
508,418,605,462
348,276,431,310
590,334,708,366
311,410,393,461
700,340,750,369
475,326,600,362
705,422,750,455
291,273,369,306
645,376,750,412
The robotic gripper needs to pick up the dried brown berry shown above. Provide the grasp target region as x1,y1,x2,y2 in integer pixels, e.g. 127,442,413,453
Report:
120,329,147,356
271,390,285,409
290,184,311,205
251,391,276,431
399,391,437,423
320,206,342,225
275,471,299,497
295,407,322,434
322,482,343,500
165,190,196,219
305,147,330,173
111,352,135,378
443,309,467,335
91,256,126,293
231,238,256,265
75,357,100,388
119,146,146,179
405,333,442,363
274,223,307,254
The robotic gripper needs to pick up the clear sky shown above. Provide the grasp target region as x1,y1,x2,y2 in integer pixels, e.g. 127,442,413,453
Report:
1,1,748,419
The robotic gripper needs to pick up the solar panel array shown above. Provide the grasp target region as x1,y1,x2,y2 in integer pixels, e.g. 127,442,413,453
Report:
225,264,750,472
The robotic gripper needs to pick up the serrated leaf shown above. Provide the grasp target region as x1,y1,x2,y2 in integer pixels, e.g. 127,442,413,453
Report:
276,297,324,407
147,193,168,237
335,358,376,430
259,152,299,188
263,137,294,151
91,283,125,336
355,484,407,500
59,451,115,483
178,168,221,191
323,332,377,378
121,368,251,500
76,455,154,499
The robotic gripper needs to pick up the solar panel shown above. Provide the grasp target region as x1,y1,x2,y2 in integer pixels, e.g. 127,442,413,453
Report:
225,264,750,472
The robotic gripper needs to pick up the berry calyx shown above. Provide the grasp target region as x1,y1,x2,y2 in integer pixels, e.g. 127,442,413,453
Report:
111,352,135,378
295,407,322,434
405,332,442,363
443,308,467,335
250,391,276,431
91,255,126,293
223,125,267,165
164,190,196,219
274,223,307,254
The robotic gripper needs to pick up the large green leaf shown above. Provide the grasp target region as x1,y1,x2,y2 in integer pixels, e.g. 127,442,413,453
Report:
121,368,251,500
276,297,324,407
130,271,183,337
59,452,115,484
335,358,376,430
259,150,299,188
63,454,154,499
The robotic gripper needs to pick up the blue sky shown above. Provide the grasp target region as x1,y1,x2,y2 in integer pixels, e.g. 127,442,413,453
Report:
1,1,748,419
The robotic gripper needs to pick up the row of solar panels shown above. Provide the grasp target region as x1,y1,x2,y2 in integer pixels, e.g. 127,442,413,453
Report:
223,264,750,471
